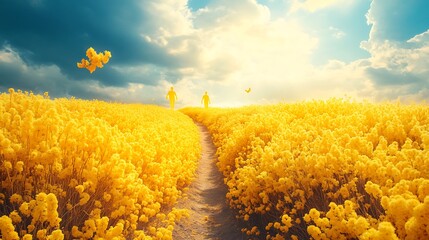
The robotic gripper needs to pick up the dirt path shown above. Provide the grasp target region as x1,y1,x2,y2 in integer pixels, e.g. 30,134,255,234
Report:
172,123,245,240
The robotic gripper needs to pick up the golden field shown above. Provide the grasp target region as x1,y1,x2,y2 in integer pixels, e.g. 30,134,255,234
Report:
181,98,429,240
0,89,201,239
1,89,429,240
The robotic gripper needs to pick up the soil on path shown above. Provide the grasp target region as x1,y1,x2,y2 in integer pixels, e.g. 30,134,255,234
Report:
172,123,245,240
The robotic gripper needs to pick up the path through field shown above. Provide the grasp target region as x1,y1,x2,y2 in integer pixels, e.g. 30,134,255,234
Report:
172,123,245,240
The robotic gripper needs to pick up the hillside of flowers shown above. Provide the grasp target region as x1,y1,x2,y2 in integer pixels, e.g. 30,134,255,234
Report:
0,89,201,239
181,98,429,239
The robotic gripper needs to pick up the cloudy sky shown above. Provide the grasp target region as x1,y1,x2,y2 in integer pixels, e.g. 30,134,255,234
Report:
1,0,428,108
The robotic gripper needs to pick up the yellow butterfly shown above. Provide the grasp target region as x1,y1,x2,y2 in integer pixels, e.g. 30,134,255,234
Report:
77,47,111,73
245,88,251,93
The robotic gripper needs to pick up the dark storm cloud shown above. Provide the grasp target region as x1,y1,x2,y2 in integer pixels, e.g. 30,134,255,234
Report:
0,50,102,99
0,0,184,88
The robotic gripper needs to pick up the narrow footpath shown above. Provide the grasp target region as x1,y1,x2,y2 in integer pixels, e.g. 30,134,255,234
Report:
172,123,245,240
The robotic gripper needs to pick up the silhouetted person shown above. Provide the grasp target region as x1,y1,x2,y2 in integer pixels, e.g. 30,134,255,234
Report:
201,91,210,109
166,87,177,110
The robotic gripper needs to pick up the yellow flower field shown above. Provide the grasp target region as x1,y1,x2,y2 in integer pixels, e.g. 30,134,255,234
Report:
181,98,429,240
2,91,428,240
0,89,201,239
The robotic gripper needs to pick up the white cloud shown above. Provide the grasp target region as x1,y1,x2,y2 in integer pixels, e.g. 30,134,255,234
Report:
329,26,346,39
146,0,426,106
407,29,429,45
290,0,355,12
0,46,17,63
356,38,429,101
361,37,429,74
334,0,429,102
140,0,323,107
365,0,378,42
140,0,194,48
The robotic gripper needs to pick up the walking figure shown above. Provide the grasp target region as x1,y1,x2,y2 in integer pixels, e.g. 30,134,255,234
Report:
201,91,211,109
166,87,178,110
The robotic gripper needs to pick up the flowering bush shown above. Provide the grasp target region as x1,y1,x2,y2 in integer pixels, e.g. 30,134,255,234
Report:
181,98,429,239
0,89,201,239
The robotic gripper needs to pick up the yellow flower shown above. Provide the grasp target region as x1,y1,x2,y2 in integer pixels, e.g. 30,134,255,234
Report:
365,181,382,198
37,229,46,239
309,208,320,220
9,210,22,224
75,184,85,194
22,234,33,240
78,192,90,206
0,215,20,240
15,161,24,172
47,229,64,240
71,226,82,238
3,161,12,171
10,193,23,204
77,47,112,73
77,59,89,68
27,224,35,233
307,225,322,237
103,192,112,202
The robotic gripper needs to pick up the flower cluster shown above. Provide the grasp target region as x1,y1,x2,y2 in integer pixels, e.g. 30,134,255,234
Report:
77,47,112,73
182,98,429,239
0,89,201,239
